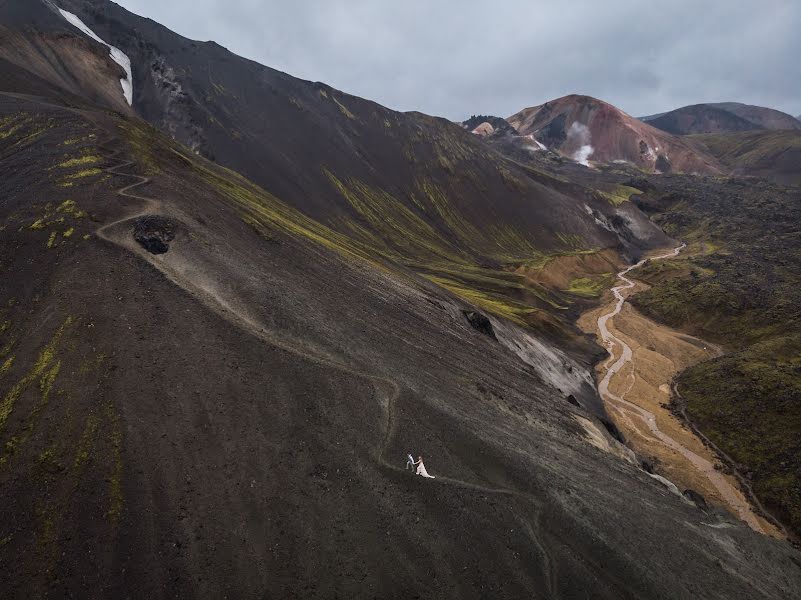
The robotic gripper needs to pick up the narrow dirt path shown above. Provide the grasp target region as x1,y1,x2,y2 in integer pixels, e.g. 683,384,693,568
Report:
96,146,549,505
593,245,767,533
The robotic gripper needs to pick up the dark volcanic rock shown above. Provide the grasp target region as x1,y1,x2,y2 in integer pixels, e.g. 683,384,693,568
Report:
600,418,625,444
462,115,518,136
133,215,177,254
683,489,709,511
463,310,496,339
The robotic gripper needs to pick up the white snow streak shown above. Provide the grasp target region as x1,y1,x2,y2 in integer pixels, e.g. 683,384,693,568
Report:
58,8,133,106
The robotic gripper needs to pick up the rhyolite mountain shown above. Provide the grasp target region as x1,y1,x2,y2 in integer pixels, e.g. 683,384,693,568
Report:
642,102,801,135
507,94,722,174
1,1,800,598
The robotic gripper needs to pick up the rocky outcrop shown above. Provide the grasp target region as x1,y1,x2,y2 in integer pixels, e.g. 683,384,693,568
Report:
463,310,496,339
133,214,176,254
683,489,709,511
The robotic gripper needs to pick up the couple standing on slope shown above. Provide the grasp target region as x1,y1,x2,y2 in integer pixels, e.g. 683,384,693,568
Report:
406,453,435,478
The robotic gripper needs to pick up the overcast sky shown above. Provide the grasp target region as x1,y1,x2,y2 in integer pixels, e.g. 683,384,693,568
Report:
116,0,800,120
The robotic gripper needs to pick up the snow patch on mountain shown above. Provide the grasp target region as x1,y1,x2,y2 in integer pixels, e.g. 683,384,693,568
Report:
58,8,133,105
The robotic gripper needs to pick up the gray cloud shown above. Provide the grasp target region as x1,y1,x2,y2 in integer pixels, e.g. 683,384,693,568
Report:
115,0,801,120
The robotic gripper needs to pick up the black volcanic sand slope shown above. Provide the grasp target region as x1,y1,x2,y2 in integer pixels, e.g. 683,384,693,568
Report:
631,175,801,539
8,0,675,349
0,93,800,599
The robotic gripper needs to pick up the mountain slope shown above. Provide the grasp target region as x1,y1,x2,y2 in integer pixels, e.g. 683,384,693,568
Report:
0,1,800,598
0,0,675,347
643,103,801,135
707,102,801,131
508,95,722,174
1,73,799,600
644,104,761,135
692,130,801,185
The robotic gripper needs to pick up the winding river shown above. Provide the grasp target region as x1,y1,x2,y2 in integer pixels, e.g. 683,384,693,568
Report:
596,245,764,533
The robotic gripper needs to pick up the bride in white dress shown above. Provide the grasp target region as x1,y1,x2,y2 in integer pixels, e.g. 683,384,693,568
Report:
415,456,435,478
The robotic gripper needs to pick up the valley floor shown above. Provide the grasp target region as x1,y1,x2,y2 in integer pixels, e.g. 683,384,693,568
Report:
579,258,783,538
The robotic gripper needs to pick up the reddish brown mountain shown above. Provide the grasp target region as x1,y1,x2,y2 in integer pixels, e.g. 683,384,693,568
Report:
507,95,722,174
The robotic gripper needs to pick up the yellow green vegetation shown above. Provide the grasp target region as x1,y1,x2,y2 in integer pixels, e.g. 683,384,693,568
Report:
564,273,614,298
0,114,55,148
28,200,86,244
680,342,801,536
0,113,30,140
333,96,355,120
690,130,801,185
425,275,538,325
597,184,641,206
325,169,466,263
73,414,100,470
0,356,14,377
78,352,106,375
57,199,87,218
166,138,592,335
556,232,588,251
37,446,62,474
0,316,72,434
119,121,161,174
65,168,102,180
0,338,14,359
56,155,102,169
61,137,85,146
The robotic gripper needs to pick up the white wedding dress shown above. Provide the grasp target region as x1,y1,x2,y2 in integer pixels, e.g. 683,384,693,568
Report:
416,460,435,478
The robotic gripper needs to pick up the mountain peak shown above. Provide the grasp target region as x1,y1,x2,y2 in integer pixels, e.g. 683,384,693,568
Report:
507,95,721,173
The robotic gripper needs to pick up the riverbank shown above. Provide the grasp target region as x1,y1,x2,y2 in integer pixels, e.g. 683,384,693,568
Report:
578,249,782,538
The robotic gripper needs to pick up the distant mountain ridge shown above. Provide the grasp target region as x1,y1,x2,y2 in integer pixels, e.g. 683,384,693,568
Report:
641,102,801,135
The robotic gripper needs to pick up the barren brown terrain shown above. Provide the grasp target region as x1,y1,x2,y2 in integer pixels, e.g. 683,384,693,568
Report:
580,264,782,537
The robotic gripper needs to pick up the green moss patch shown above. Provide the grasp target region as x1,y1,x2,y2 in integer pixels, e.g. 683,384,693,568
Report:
563,274,613,298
